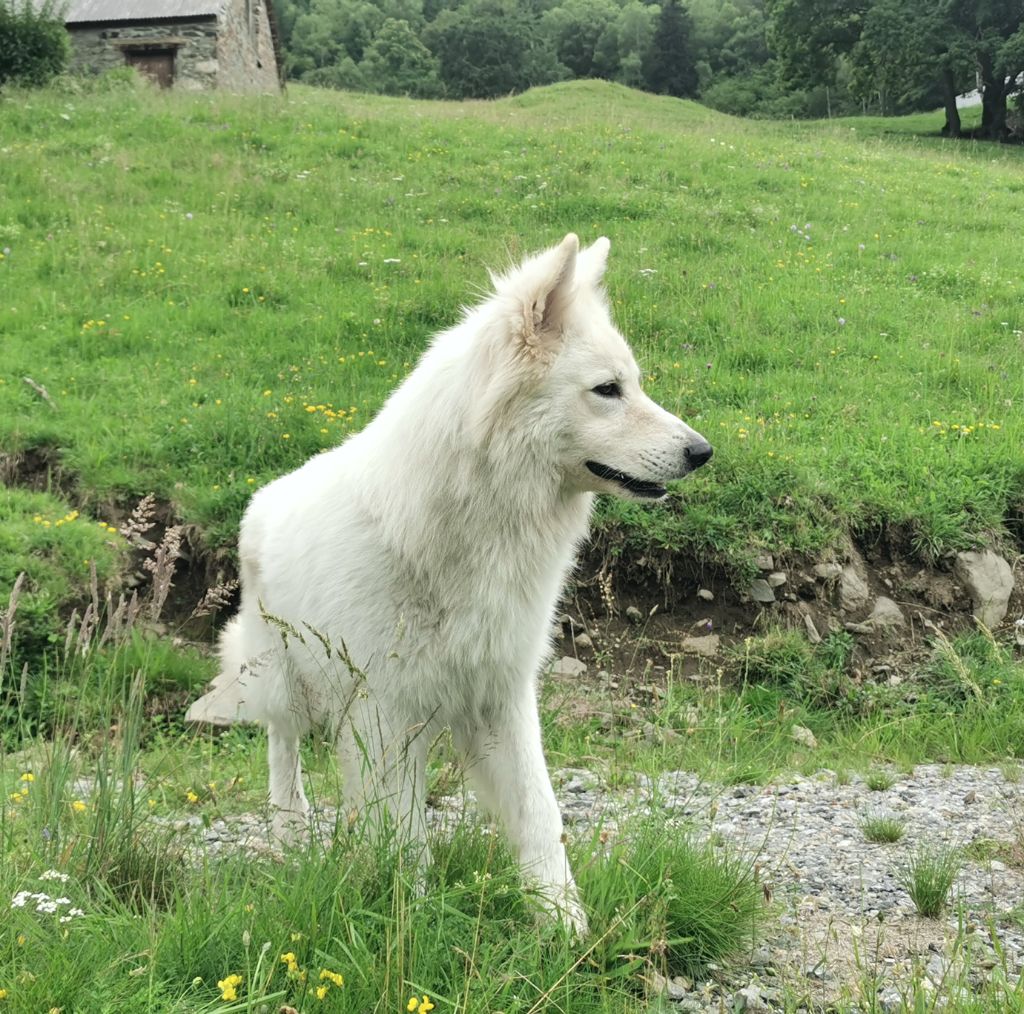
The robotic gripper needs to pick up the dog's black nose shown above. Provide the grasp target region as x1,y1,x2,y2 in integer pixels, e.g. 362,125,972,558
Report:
685,440,713,470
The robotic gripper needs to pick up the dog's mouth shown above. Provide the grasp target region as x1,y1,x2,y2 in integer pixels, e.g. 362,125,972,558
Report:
585,461,667,499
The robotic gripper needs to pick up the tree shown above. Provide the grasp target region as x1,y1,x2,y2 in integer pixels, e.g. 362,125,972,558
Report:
765,0,868,90
540,0,620,78
850,0,972,130
643,0,699,97
0,0,69,88
289,0,426,78
767,0,1024,139
360,17,442,96
952,0,1024,139
424,0,565,98
607,1,659,86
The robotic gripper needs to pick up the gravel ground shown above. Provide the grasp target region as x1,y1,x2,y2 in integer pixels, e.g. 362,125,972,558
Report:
161,763,1024,1011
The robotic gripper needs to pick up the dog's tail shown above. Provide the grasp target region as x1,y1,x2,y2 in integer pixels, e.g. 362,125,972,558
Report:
186,615,254,725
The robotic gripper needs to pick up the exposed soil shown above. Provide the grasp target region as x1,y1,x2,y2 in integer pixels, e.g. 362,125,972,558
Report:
4,442,1022,683
565,541,1023,690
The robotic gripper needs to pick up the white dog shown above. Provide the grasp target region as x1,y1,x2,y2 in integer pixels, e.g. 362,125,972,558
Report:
187,234,712,932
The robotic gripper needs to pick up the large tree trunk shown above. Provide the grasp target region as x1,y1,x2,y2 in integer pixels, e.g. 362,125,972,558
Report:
941,67,961,138
979,52,1009,140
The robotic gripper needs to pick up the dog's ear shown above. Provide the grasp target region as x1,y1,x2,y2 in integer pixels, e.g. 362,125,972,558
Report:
495,233,579,357
576,236,610,288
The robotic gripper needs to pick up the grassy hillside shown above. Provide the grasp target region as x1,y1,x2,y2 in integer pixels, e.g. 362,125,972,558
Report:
3,80,1024,1012
2,78,1022,588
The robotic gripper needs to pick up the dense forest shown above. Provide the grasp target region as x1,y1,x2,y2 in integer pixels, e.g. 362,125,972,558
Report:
273,0,1024,133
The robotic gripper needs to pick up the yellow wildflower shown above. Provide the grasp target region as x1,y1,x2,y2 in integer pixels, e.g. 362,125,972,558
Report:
71,800,87,813
19,773,34,783
315,985,329,1000
280,952,300,975
319,969,344,987
217,973,242,1001
185,789,199,804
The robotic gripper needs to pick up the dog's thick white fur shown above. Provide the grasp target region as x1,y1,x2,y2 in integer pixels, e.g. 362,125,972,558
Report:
187,234,712,933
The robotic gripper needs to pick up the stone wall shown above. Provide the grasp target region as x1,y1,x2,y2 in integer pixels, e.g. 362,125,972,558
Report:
216,0,281,93
66,4,280,93
68,20,219,89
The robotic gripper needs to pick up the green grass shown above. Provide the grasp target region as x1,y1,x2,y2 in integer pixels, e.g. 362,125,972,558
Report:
1,77,1022,585
859,813,906,844
0,653,764,1011
897,845,964,919
542,625,1024,785
3,76,1024,1011
865,769,896,792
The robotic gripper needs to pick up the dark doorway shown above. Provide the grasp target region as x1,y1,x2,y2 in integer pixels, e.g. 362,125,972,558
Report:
125,48,175,88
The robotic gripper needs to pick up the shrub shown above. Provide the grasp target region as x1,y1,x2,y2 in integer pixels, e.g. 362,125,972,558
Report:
0,0,70,88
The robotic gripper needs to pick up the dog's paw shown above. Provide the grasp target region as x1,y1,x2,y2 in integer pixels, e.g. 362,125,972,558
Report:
269,807,311,846
532,883,589,938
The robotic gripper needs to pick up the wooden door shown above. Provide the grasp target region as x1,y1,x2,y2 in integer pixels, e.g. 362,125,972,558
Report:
125,49,175,89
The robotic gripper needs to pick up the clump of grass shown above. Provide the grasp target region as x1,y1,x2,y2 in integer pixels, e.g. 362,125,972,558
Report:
730,628,856,710
897,845,963,917
860,813,906,844
581,820,765,979
865,769,895,791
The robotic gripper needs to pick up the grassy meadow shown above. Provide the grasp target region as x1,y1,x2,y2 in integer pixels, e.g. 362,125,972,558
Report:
2,78,1024,1010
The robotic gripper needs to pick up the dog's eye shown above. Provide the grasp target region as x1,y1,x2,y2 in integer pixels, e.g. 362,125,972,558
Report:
592,382,622,398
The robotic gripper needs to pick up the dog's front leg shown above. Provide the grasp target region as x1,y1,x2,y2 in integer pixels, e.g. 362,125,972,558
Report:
459,686,587,935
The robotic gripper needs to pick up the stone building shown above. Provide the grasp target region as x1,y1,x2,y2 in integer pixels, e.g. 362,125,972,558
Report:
56,0,283,92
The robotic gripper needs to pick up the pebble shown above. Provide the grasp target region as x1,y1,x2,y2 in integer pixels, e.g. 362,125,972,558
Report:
549,655,587,677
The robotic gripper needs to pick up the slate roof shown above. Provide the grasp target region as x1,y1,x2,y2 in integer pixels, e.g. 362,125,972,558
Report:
56,1,225,23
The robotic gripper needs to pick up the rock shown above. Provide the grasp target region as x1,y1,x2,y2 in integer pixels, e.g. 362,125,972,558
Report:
573,633,593,650
767,571,788,588
803,614,822,644
869,596,905,628
846,596,905,634
625,605,643,624
750,579,776,603
791,724,818,749
697,587,715,602
954,550,1015,628
733,983,770,1011
550,656,587,677
755,552,775,571
878,987,903,1012
813,562,842,581
839,564,871,612
647,969,690,1000
963,790,976,804
680,634,720,658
